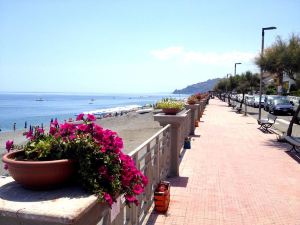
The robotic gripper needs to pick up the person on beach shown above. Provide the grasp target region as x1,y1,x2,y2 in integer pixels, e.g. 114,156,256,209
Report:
13,123,16,132
24,121,27,130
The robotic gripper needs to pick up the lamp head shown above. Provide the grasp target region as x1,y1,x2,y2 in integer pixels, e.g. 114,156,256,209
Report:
263,26,277,31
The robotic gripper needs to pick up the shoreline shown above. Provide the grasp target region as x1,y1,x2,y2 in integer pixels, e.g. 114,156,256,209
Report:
0,111,162,175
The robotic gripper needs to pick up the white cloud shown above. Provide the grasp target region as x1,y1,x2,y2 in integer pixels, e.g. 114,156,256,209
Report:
150,46,256,65
150,46,184,60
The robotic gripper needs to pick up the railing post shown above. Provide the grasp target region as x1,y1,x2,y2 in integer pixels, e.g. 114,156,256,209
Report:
154,111,189,177
131,154,139,225
155,136,160,183
144,143,152,212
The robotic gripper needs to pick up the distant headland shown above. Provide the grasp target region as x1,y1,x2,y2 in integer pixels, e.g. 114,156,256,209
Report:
173,78,220,94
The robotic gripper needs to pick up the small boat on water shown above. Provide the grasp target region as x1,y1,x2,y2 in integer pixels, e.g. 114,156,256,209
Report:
35,98,44,101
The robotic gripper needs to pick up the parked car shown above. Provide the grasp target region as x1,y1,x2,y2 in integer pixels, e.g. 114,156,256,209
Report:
264,95,283,111
253,96,265,108
268,99,294,115
246,96,254,106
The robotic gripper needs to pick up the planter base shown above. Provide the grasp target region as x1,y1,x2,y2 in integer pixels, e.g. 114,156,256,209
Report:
154,181,170,213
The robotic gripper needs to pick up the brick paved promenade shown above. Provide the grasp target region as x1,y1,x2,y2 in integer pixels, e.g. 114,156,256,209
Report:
145,99,300,225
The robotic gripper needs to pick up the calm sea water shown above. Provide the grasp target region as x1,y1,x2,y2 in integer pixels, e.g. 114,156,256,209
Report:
0,92,185,132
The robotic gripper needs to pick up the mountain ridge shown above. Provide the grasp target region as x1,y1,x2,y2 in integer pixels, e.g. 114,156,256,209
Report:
172,78,220,94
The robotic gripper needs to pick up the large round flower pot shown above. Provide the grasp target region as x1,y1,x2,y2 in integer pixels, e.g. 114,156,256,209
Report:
162,108,181,115
2,150,76,190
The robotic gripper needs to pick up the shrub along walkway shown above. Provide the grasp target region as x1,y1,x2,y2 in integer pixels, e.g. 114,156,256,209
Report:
145,99,300,225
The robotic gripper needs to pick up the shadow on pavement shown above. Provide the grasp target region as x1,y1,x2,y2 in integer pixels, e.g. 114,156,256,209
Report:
247,111,259,116
257,127,273,134
262,138,290,149
190,134,201,138
285,151,300,164
167,176,189,188
262,139,300,164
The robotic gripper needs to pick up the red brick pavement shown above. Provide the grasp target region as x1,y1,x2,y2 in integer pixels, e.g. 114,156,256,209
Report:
145,99,300,225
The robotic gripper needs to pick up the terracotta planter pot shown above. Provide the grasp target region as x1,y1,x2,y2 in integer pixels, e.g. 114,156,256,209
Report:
187,101,196,105
162,108,181,115
154,181,170,213
2,150,76,190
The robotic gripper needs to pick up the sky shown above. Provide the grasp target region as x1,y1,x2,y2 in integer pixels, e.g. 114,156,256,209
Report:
0,0,300,93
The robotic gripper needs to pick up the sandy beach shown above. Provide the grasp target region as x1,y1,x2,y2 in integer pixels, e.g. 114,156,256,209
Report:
0,111,162,175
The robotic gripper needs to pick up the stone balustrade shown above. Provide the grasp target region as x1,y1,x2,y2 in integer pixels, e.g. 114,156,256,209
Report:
0,125,172,225
153,109,192,177
185,104,199,135
0,98,210,225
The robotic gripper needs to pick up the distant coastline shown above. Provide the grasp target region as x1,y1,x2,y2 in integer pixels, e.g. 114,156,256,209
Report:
0,111,163,176
0,92,187,132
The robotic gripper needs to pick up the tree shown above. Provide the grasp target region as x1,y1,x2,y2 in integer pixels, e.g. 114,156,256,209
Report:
236,71,260,108
265,83,277,95
285,34,300,78
255,34,300,93
213,78,227,100
213,71,259,106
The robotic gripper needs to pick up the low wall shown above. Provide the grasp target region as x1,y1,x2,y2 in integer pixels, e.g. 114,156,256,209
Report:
0,98,210,225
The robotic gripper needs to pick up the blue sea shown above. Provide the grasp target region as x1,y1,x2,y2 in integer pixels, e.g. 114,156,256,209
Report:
0,92,186,132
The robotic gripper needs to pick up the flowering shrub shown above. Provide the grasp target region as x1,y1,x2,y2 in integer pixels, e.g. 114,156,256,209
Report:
187,95,197,104
4,114,148,206
194,93,209,101
156,99,184,110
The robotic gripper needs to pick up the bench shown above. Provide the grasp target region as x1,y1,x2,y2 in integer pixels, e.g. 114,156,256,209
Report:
284,136,300,153
231,102,237,109
235,104,242,113
257,114,277,132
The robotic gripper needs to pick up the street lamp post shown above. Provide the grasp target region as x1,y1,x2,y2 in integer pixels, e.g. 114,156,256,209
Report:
226,74,230,103
258,26,277,121
226,74,229,93
234,62,242,76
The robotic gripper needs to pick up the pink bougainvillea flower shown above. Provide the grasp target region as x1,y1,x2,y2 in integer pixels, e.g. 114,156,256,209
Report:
69,134,76,141
53,118,59,127
103,192,113,206
125,195,137,203
77,124,89,132
5,140,13,152
133,184,144,195
98,166,108,176
26,131,33,140
87,114,96,121
54,133,61,139
114,137,123,149
124,194,139,206
76,113,85,121
142,175,148,186
37,128,44,134
49,126,57,135
59,123,75,137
